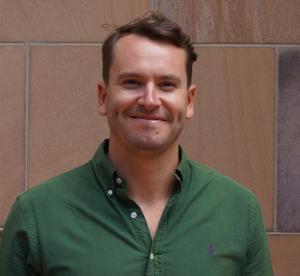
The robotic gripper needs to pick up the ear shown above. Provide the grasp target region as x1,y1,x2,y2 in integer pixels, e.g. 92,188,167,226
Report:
98,82,108,116
186,84,196,119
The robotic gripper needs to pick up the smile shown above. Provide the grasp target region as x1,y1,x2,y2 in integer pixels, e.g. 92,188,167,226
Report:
130,115,166,121
130,117,164,125
128,116,168,128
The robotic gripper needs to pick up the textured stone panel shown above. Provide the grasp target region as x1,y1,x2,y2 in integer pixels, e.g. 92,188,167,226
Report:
0,46,25,225
28,46,109,186
277,47,300,232
0,0,149,42
180,47,275,229
156,0,300,43
269,234,300,276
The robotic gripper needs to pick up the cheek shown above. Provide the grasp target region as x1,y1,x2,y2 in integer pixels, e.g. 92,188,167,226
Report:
106,94,138,116
162,96,187,118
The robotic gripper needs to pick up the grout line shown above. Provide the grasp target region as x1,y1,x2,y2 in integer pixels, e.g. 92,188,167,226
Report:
273,47,279,232
0,43,25,47
24,43,30,191
1,42,102,46
28,42,102,46
193,44,300,48
1,42,299,47
267,232,300,235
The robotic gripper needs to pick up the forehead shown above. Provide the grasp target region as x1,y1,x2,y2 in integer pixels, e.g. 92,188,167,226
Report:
110,34,187,80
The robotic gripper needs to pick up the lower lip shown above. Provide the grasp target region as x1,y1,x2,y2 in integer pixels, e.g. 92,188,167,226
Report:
130,117,163,123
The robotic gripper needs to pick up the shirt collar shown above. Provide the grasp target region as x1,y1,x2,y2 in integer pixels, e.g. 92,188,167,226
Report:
91,139,117,191
175,147,191,189
91,139,191,193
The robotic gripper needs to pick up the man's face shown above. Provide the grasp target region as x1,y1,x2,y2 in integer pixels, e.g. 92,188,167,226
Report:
98,34,196,153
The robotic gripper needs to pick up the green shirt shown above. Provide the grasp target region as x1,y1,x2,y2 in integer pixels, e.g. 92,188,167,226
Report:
0,140,273,276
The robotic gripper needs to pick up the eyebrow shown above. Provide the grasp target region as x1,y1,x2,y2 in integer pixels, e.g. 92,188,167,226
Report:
160,74,181,84
117,72,181,84
117,72,141,81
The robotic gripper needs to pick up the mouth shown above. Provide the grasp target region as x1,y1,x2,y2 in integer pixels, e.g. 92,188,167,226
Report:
130,114,166,121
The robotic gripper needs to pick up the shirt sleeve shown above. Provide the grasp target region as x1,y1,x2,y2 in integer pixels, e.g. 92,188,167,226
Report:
243,196,273,276
0,199,37,276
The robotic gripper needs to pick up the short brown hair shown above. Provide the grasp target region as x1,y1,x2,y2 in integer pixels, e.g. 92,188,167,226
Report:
102,11,197,86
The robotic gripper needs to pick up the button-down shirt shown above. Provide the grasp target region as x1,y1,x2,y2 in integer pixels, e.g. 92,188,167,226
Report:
0,140,273,275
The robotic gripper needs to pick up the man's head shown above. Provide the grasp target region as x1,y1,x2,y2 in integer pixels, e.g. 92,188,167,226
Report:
98,12,197,154
102,11,197,87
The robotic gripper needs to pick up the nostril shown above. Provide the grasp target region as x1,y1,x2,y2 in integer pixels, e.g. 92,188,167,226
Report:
137,92,160,109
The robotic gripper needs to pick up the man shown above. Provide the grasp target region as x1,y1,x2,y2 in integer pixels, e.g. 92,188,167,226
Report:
0,12,273,275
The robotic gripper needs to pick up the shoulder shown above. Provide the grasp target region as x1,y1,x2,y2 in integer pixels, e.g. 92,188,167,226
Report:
185,159,266,234
17,161,97,208
186,159,258,203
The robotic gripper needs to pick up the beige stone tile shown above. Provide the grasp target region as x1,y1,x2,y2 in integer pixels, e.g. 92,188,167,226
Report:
180,47,275,229
156,0,300,43
28,46,109,186
0,0,149,42
268,234,300,276
0,47,25,225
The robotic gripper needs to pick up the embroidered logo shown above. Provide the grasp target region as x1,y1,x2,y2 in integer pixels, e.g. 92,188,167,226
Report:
207,243,215,255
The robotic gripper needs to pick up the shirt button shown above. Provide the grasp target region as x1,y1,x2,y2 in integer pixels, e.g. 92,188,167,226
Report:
130,211,137,219
107,189,113,196
115,177,122,185
150,253,154,260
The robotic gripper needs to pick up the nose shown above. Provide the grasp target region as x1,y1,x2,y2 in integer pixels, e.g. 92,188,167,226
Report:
137,83,161,109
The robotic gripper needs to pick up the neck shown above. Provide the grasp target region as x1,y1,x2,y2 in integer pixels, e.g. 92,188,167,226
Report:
108,137,179,205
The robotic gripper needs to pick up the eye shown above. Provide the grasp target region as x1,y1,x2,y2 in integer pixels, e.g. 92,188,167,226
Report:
121,79,141,89
159,81,176,92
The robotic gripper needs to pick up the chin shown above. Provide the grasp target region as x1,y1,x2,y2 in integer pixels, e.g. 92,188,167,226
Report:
127,134,178,153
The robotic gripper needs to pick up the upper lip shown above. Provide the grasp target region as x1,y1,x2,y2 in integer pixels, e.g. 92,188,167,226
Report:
130,113,166,121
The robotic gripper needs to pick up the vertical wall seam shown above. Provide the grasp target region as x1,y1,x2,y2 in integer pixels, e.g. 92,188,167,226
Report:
150,0,156,10
273,46,279,232
24,43,30,191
